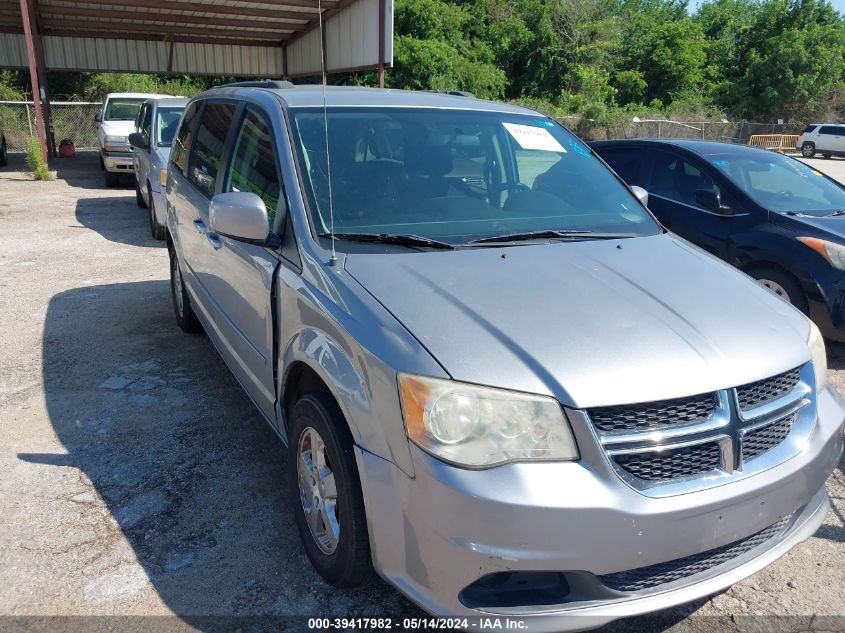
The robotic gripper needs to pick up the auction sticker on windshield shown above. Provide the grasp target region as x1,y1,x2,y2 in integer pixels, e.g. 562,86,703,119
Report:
503,122,566,153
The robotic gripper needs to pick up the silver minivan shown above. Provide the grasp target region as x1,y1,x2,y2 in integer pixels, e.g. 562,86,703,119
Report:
166,82,844,631
129,97,188,240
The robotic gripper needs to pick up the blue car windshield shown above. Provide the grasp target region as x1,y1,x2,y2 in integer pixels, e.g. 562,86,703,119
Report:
289,107,660,246
709,153,845,215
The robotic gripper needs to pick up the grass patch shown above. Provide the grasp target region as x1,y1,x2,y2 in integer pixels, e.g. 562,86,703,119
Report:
25,136,53,181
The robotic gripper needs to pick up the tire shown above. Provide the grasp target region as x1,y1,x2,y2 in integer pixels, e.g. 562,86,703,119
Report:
288,392,372,588
149,188,165,240
105,170,120,187
751,267,808,314
169,248,202,333
0,136,8,167
135,179,148,208
801,142,816,158
823,153,832,159
99,154,105,170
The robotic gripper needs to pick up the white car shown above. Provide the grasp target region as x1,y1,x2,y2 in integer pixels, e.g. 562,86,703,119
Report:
796,123,845,158
96,92,170,186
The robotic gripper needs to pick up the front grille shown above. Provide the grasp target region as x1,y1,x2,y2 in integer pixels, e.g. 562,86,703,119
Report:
736,368,800,410
613,442,721,482
743,413,797,462
600,516,791,592
589,393,715,433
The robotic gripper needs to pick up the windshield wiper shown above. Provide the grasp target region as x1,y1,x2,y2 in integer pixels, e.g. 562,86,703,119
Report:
469,229,635,244
319,232,455,250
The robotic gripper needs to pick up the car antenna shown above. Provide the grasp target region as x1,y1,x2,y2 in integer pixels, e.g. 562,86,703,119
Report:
318,0,338,267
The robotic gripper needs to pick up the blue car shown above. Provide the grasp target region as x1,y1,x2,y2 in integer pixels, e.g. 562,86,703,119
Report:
591,139,845,341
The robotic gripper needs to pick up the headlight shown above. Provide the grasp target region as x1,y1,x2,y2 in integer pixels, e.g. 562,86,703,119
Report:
104,134,127,144
398,374,579,468
797,237,845,270
807,320,827,392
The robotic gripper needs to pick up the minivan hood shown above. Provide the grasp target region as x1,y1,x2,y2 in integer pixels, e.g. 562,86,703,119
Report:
100,120,135,137
345,234,811,408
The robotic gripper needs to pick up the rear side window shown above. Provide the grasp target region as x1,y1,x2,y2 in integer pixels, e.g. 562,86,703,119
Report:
597,147,644,184
225,108,282,223
189,102,237,197
802,125,818,134
171,101,201,175
819,125,839,135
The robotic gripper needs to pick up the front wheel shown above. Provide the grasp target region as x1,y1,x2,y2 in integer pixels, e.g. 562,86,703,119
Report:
752,267,808,314
149,186,165,240
0,136,8,167
801,142,816,158
288,392,372,588
170,249,202,333
135,179,147,208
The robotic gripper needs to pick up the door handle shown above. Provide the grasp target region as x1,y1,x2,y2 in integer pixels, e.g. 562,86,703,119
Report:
206,232,222,250
193,219,207,234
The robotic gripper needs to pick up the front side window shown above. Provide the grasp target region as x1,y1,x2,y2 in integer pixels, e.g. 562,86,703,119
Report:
171,101,201,175
288,107,659,248
189,102,236,197
105,98,145,122
155,107,185,147
225,109,282,223
710,153,845,215
646,151,720,208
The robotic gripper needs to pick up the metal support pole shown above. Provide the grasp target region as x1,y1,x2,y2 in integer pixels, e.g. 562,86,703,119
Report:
282,45,288,80
19,0,47,163
377,0,385,88
27,0,55,157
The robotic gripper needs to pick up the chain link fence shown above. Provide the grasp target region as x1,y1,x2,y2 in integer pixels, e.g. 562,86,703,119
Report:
0,101,101,152
562,116,808,146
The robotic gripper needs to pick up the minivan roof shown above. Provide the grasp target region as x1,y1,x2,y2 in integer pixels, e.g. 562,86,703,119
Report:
146,97,189,107
201,84,537,115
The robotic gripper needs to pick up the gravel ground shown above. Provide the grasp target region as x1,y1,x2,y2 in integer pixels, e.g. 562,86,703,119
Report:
0,152,843,633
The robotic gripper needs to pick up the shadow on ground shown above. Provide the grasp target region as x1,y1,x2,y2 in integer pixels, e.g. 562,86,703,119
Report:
26,279,413,630
75,195,162,248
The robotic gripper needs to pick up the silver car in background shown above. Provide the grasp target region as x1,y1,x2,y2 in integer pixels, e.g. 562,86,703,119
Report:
129,97,187,240
166,83,844,631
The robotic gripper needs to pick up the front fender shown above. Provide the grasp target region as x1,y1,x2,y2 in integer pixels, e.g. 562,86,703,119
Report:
282,329,415,477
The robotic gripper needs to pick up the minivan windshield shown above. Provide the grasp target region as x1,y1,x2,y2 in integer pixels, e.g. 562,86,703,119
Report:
104,98,145,122
289,107,660,247
708,152,845,215
155,107,184,147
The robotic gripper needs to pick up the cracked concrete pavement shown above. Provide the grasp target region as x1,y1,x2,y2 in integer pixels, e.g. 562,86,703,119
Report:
0,152,843,633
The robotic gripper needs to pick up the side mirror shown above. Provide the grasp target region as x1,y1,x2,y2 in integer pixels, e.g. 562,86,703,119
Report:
95,112,102,123
694,189,732,215
210,192,274,244
128,132,147,150
630,185,649,208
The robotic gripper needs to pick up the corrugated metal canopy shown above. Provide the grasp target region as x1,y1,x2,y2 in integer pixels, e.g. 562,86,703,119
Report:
0,0,393,76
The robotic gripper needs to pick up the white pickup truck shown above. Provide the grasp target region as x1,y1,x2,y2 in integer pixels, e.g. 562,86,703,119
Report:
96,92,169,186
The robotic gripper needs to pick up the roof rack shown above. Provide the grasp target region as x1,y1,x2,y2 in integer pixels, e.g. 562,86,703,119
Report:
215,80,295,90
424,90,476,98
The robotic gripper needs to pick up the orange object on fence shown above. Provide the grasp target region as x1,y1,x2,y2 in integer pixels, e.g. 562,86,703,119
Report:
747,134,799,153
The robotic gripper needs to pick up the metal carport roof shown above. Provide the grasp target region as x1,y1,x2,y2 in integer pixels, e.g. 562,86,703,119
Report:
0,0,393,159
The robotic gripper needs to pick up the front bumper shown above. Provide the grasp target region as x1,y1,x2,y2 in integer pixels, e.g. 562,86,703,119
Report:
805,266,845,342
101,149,134,173
356,385,844,632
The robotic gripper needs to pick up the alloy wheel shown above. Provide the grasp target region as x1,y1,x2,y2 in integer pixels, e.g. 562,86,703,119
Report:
297,426,340,555
758,278,789,302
